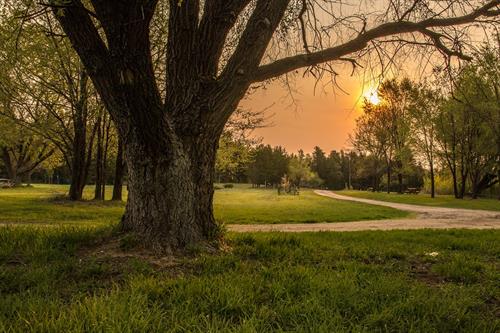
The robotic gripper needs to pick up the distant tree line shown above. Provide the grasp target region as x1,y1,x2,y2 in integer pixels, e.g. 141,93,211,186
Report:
216,141,424,191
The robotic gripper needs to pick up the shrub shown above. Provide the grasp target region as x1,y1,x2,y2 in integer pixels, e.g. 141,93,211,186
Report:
423,173,455,195
223,184,234,189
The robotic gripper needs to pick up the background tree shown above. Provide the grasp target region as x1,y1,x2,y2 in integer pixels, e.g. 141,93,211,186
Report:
287,153,319,188
352,101,390,192
439,49,500,198
247,145,289,187
310,147,328,184
0,13,100,200
378,79,414,193
215,108,268,183
408,83,441,197
0,118,53,184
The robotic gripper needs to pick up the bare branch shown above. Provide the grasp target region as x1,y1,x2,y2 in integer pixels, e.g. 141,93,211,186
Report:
253,0,499,82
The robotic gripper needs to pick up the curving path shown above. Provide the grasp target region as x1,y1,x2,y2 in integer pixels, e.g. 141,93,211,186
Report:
228,190,500,233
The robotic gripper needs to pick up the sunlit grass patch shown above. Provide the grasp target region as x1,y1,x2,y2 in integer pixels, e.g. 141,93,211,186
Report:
338,190,500,211
0,184,409,226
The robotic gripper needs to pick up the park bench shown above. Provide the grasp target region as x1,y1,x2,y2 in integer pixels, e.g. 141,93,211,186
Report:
0,179,15,188
405,187,420,194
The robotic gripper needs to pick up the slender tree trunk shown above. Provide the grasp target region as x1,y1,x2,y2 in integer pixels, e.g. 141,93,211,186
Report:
471,172,479,199
26,171,32,186
387,164,391,194
69,72,90,201
458,171,467,199
94,113,104,200
69,128,87,200
101,121,110,200
398,173,403,194
498,167,500,201
112,136,125,201
429,161,435,198
451,169,459,199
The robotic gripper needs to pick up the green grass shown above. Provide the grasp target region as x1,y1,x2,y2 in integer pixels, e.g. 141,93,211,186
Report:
0,226,498,332
0,185,123,227
0,184,498,331
338,190,500,211
214,186,409,224
0,184,409,226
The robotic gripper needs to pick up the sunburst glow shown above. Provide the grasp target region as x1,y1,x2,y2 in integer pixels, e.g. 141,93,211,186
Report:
364,88,380,105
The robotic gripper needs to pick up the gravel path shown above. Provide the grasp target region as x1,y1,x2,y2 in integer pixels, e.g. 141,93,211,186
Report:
228,190,500,233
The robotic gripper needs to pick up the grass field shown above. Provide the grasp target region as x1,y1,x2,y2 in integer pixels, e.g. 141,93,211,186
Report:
214,186,409,224
0,185,499,331
0,184,409,226
338,190,500,211
0,225,498,332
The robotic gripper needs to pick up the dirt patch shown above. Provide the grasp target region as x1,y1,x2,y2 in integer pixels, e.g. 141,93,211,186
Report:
409,260,444,285
77,235,183,271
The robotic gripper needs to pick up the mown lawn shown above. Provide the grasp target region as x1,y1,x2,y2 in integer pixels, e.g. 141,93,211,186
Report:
214,186,409,224
0,184,409,226
338,190,500,211
0,225,498,332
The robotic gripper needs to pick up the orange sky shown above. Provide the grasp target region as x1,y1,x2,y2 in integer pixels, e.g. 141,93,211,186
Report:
241,67,369,154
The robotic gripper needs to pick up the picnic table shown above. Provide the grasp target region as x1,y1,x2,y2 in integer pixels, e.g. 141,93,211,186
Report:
404,187,420,194
0,179,15,188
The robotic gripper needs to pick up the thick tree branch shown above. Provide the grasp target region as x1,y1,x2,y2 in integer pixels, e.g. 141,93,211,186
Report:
198,0,252,77
252,0,499,82
49,0,111,78
212,0,291,129
420,28,472,60
221,0,291,80
165,0,201,110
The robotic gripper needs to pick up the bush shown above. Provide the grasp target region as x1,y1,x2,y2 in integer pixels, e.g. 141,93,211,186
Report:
423,173,454,195
223,184,234,189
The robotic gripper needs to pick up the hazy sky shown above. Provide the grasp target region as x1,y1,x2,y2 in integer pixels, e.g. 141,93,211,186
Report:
236,2,493,155
241,66,373,154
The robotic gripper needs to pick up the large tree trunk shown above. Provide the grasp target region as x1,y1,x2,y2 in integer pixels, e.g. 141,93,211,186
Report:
119,123,221,253
112,136,125,201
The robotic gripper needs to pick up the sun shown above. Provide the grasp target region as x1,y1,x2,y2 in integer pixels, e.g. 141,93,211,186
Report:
364,87,380,105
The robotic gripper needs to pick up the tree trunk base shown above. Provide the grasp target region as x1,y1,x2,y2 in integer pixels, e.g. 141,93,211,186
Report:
119,143,221,254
